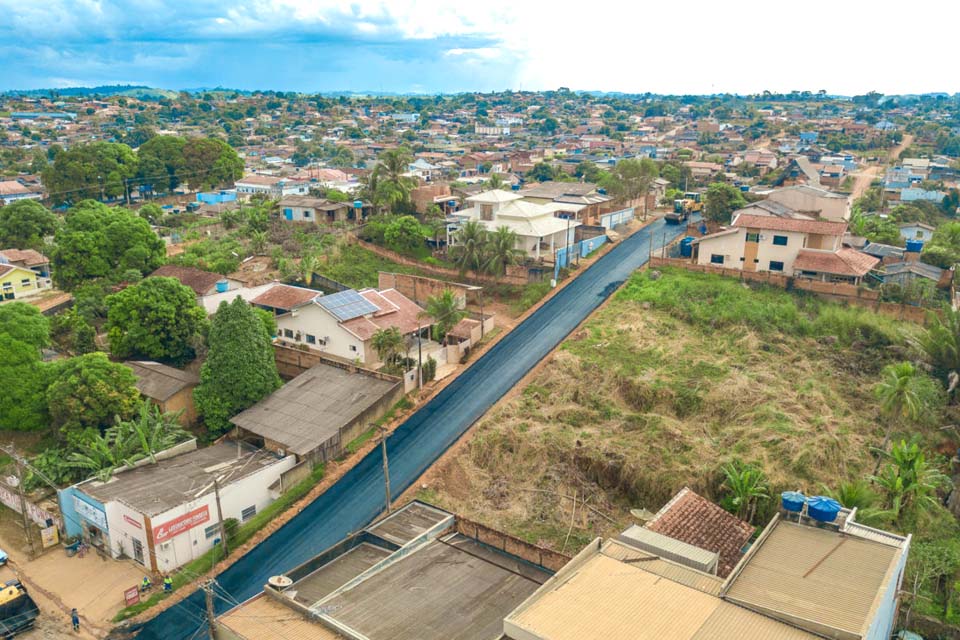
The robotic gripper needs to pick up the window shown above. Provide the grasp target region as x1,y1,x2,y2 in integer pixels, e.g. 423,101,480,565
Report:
769,260,785,272
710,254,724,265
20,278,31,287
304,210,312,218
772,235,788,246
916,230,923,239
306,334,316,345
241,505,257,522
283,328,293,339
745,232,760,243
349,345,358,352
204,524,220,539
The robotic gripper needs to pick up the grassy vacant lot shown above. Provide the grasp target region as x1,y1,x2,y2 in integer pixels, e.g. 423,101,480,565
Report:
419,268,936,552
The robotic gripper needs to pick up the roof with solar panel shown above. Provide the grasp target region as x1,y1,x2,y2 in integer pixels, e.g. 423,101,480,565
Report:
316,289,381,321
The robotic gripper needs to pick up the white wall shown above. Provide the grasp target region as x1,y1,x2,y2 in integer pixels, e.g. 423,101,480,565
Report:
696,231,745,268
105,500,150,567
754,230,805,273
276,304,368,363
767,189,850,222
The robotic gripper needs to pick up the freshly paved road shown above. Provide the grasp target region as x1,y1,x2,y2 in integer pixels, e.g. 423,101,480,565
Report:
135,216,691,639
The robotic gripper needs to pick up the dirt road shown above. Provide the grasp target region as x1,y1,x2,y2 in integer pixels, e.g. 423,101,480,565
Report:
849,133,915,200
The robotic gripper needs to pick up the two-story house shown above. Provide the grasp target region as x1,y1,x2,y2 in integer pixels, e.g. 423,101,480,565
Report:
695,209,879,284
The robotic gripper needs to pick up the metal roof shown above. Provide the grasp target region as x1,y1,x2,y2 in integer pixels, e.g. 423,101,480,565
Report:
316,289,380,322
618,525,719,575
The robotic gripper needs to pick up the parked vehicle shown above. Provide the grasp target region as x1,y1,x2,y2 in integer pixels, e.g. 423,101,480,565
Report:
0,580,39,638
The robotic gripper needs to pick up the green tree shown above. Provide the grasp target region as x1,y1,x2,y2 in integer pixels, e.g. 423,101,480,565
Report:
194,298,281,435
922,222,960,268
704,182,747,224
574,161,603,183
383,215,427,254
181,138,244,190
450,220,488,275
52,200,165,289
720,460,769,524
371,147,417,213
484,226,523,277
105,277,207,364
136,135,186,193
823,479,886,526
47,352,142,443
0,301,50,351
42,141,139,205
371,327,406,368
874,362,937,462
0,335,51,431
871,439,950,522
487,173,507,190
527,162,557,182
600,158,659,211
0,200,57,250
423,289,465,344
921,307,960,383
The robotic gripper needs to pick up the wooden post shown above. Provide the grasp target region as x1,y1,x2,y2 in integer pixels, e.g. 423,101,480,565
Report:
203,580,217,640
11,453,35,557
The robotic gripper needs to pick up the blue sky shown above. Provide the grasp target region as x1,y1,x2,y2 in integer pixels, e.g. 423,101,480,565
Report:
1,0,957,95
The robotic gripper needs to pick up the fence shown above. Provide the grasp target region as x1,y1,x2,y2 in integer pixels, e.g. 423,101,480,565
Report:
599,207,635,230
647,256,932,325
0,481,62,529
309,273,349,293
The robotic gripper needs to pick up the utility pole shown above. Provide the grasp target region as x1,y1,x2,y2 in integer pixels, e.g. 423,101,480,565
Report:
213,478,228,556
12,454,35,558
203,580,217,640
478,289,485,340
416,320,423,391
379,427,391,515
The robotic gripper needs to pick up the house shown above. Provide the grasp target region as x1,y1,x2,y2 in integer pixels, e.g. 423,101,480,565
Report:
0,180,43,203
900,187,945,203
234,174,309,199
643,487,753,578
231,361,402,463
125,361,200,425
861,242,905,265
150,265,240,297
818,164,846,188
453,190,578,261
408,158,441,181
883,166,923,190
742,149,778,173
899,222,935,243
60,441,295,573
217,501,563,640
695,210,879,283
519,181,613,224
683,161,724,179
503,504,909,640
0,249,50,277
255,286,430,366
765,184,851,222
779,156,821,187
0,264,46,300
881,260,950,289
278,195,354,224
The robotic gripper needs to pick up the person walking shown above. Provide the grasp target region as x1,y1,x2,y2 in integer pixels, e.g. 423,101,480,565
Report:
71,608,80,632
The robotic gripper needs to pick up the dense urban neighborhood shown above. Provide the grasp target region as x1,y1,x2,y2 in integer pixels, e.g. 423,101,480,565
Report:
2,85,960,640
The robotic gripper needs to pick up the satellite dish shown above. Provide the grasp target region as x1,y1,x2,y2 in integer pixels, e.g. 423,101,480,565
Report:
630,508,656,523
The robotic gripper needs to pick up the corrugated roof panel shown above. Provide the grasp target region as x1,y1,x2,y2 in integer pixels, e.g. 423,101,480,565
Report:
618,524,719,574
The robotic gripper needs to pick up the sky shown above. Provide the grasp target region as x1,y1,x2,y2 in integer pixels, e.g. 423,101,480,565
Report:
1,0,957,95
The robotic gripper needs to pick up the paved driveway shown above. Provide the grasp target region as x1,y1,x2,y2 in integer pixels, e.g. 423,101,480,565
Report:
135,216,692,639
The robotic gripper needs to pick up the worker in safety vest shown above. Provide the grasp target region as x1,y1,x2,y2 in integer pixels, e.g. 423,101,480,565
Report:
163,576,173,593
140,576,152,592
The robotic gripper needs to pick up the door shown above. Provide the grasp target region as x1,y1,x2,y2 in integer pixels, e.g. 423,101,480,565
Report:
133,539,145,565
743,230,760,272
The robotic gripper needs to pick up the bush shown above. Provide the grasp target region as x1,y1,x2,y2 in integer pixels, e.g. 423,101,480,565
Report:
423,356,438,382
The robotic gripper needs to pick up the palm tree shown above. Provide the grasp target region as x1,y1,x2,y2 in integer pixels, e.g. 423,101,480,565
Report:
874,362,929,469
487,173,507,190
249,230,268,255
871,439,950,522
920,307,960,382
721,460,769,524
128,404,189,464
423,289,466,344
823,479,886,526
484,226,523,278
298,254,320,287
372,148,417,213
371,327,406,368
450,220,488,275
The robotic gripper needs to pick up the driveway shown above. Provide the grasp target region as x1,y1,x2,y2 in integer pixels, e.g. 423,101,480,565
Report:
134,216,692,639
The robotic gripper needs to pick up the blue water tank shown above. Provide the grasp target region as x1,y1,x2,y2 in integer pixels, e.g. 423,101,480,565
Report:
740,185,750,192
906,239,923,252
448,200,457,208
679,236,695,258
598,188,607,195
215,280,229,293
353,200,363,209
511,184,520,191
781,491,806,513
806,496,842,522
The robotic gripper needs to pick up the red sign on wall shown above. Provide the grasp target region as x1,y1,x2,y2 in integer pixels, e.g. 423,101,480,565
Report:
123,515,142,529
153,506,210,543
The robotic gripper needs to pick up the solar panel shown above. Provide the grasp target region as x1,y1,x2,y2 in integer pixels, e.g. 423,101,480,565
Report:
317,289,380,321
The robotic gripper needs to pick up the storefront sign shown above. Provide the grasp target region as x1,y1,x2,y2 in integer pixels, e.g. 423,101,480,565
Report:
73,495,108,531
40,526,59,548
124,586,140,607
153,505,210,543
123,515,142,530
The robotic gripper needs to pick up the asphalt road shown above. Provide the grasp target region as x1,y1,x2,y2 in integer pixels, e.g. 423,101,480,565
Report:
135,216,691,639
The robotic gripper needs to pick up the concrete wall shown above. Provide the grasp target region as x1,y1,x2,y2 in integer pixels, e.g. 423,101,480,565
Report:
377,272,470,308
767,189,850,222
455,517,569,572
161,387,198,426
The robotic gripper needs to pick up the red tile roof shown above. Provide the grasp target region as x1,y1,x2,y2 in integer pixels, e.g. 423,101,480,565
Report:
151,265,223,295
732,213,847,236
0,248,48,267
339,288,429,341
793,248,880,277
645,487,753,578
250,283,319,310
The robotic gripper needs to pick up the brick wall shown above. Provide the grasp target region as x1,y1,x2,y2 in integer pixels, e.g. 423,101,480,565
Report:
455,516,571,572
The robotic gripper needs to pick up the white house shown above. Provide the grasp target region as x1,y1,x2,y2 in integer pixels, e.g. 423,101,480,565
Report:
254,286,430,365
66,442,294,574
0,180,43,204
234,174,310,199
452,189,579,261
899,222,935,243
695,210,879,283
764,185,851,222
